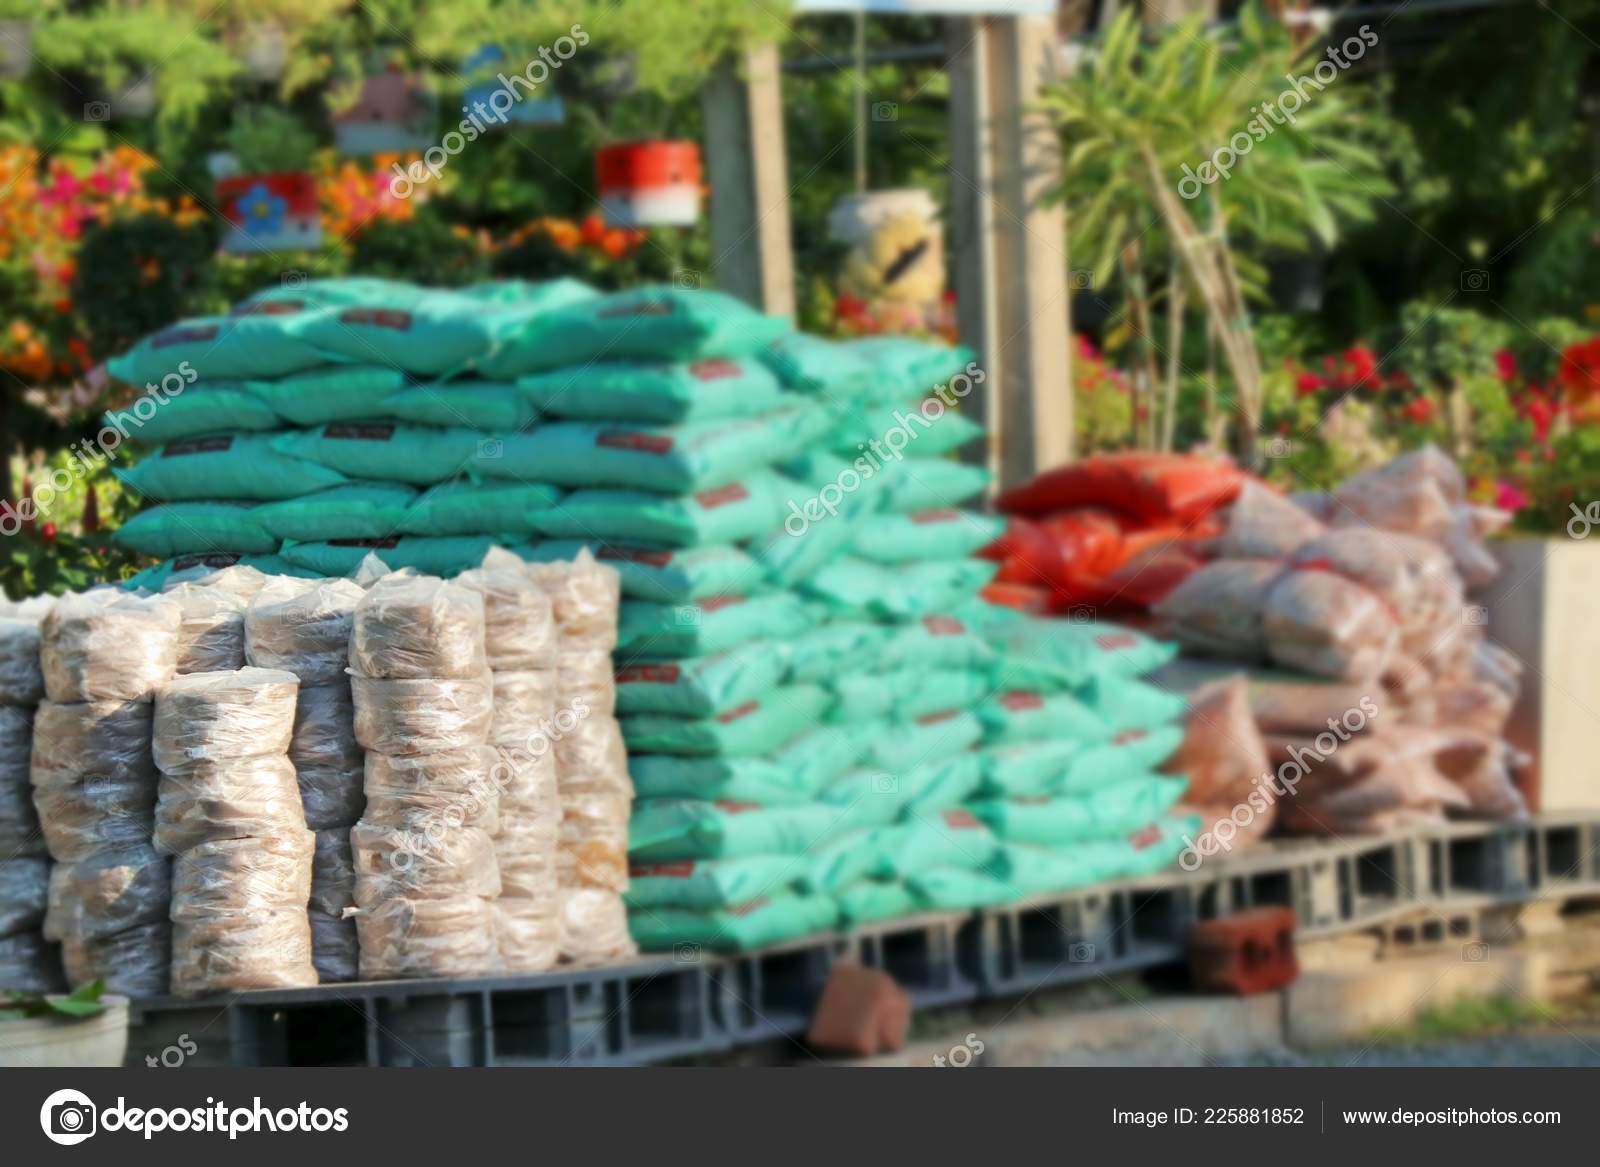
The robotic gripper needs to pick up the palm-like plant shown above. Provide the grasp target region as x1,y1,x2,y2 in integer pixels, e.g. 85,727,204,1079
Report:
1038,3,1394,461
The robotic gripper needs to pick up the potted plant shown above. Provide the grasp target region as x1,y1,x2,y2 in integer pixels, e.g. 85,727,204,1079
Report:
0,981,129,1068
215,107,322,254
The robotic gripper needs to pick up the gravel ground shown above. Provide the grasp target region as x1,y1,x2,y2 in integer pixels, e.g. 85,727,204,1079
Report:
1223,1029,1600,1067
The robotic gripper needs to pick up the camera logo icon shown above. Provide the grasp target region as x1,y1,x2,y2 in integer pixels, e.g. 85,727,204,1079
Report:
476,438,504,461
1068,269,1093,290
83,102,111,123
1460,269,1490,292
281,270,308,291
871,101,898,122
672,269,701,290
40,1088,97,1145
1462,605,1488,626
1264,435,1293,459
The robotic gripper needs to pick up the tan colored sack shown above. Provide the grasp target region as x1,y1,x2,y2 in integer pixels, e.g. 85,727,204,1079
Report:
528,549,621,652
1162,677,1261,806
553,715,630,797
494,898,559,973
350,823,501,907
456,548,558,670
169,830,315,919
30,768,158,862
556,888,635,966
556,789,630,892
45,845,170,942
30,698,153,778
1152,559,1282,661
167,584,248,674
1263,570,1398,681
556,650,615,716
61,918,170,996
355,894,500,980
489,669,560,750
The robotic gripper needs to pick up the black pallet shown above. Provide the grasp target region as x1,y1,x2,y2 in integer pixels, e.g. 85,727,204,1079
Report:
705,932,837,1043
839,911,981,1008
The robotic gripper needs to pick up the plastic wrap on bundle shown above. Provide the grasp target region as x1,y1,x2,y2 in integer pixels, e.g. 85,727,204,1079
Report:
362,776,499,835
355,894,500,980
555,650,615,717
489,668,560,749
309,911,359,983
1262,570,1399,682
289,681,363,772
350,673,493,755
1248,679,1381,735
0,931,67,993
0,617,44,704
46,845,170,942
245,576,365,684
556,789,630,891
456,548,558,670
497,848,558,901
40,591,181,703
296,765,365,832
552,715,630,797
172,908,317,997
1435,733,1529,820
494,898,559,973
527,549,621,652
350,823,501,908
349,575,487,680
0,704,29,770
1291,528,1461,632
154,755,307,855
495,747,560,832
309,828,355,917
1267,731,1469,835
556,888,635,966
1212,481,1327,559
61,919,170,996
31,698,153,777
167,584,248,675
169,830,314,919
31,768,159,862
1472,640,1523,700
1162,677,1262,807
162,563,270,599
1152,559,1282,661
153,668,299,773
1330,445,1463,540
0,718,46,857
0,857,49,937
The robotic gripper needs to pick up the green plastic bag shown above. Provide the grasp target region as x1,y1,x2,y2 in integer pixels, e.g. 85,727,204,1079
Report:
108,313,328,384
817,769,910,833
978,740,1085,798
802,828,890,893
829,399,984,459
104,383,280,446
401,480,559,537
529,474,788,548
864,712,984,770
480,287,791,377
759,333,877,396
630,799,849,861
898,751,985,813
1060,726,1185,793
747,511,865,590
233,276,421,313
846,337,977,401
802,557,997,620
279,534,501,577
1119,816,1201,878
619,685,831,757
877,460,991,514
117,434,349,501
835,880,917,927
112,502,277,557
879,810,1001,878
877,615,996,672
784,620,885,683
630,724,866,803
297,290,527,375
976,690,1112,745
384,380,540,431
625,855,801,911
849,510,1004,565
617,592,811,658
485,409,818,494
252,483,418,542
824,675,899,724
524,542,762,603
276,423,488,486
830,669,990,724
615,642,786,718
906,867,1017,911
980,615,1180,691
985,842,1132,898
627,893,839,953
518,357,786,423
1078,675,1188,733
970,776,1188,846
248,367,409,427
457,277,597,310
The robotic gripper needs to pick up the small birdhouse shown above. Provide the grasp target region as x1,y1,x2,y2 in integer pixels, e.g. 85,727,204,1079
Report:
334,71,434,156
596,141,702,228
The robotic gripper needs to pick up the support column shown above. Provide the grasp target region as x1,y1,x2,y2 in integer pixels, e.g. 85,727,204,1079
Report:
947,15,1072,491
701,44,797,319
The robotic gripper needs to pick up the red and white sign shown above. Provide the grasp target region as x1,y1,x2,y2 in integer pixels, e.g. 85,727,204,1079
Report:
596,141,702,227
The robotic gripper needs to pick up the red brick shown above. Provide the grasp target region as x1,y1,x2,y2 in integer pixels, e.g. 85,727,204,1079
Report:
1188,907,1299,995
877,981,913,1053
807,964,907,1057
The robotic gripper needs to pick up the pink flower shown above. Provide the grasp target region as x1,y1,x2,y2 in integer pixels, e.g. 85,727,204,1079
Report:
1494,481,1529,513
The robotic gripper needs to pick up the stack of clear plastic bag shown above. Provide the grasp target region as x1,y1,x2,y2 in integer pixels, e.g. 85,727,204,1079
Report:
170,830,315,918
361,747,499,834
489,670,560,748
555,790,630,891
350,575,487,679
1262,569,1400,682
309,828,358,982
555,651,614,717
167,584,248,674
556,887,636,966
244,576,364,683
527,548,621,652
153,755,307,854
1152,559,1282,660
0,618,43,704
1211,481,1326,559
172,909,316,996
456,548,558,670
152,668,299,773
289,681,365,830
553,716,630,797
161,563,270,600
40,591,180,703
349,674,494,754
355,894,501,980
350,823,501,907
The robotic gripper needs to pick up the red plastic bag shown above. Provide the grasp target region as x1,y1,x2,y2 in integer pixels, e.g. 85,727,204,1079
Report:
980,582,1053,615
983,519,1063,585
998,452,1246,525
1096,546,1204,610
1038,509,1125,577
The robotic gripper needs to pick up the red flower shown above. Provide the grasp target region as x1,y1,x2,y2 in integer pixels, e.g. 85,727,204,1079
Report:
579,213,607,246
1559,338,1600,398
1521,392,1556,442
1402,396,1435,424
40,522,57,543
1295,371,1324,396
1341,345,1379,390
1495,349,1519,383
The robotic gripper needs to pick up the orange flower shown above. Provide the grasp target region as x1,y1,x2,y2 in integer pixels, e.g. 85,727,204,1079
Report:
599,229,632,259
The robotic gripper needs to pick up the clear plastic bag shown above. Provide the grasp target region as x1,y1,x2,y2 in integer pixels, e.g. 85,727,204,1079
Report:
0,857,49,938
1214,481,1326,559
289,681,363,772
169,830,315,919
350,673,494,755
527,549,621,652
46,845,170,942
30,698,153,778
172,908,317,997
490,669,560,750
350,575,487,680
0,931,66,993
355,894,500,980
1164,677,1266,806
153,755,307,854
556,888,636,966
310,911,359,983
153,668,299,772
556,650,615,717
553,715,631,797
456,548,558,670
350,823,501,907
556,789,630,892
40,591,180,703
1263,570,1399,681
297,764,366,831
496,748,561,828
494,898,559,974
162,563,270,599
1152,559,1282,661
245,576,364,684
30,768,159,862
1434,733,1528,820
167,583,248,675
1331,444,1463,540
61,919,170,996
309,828,355,917
0,617,43,705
